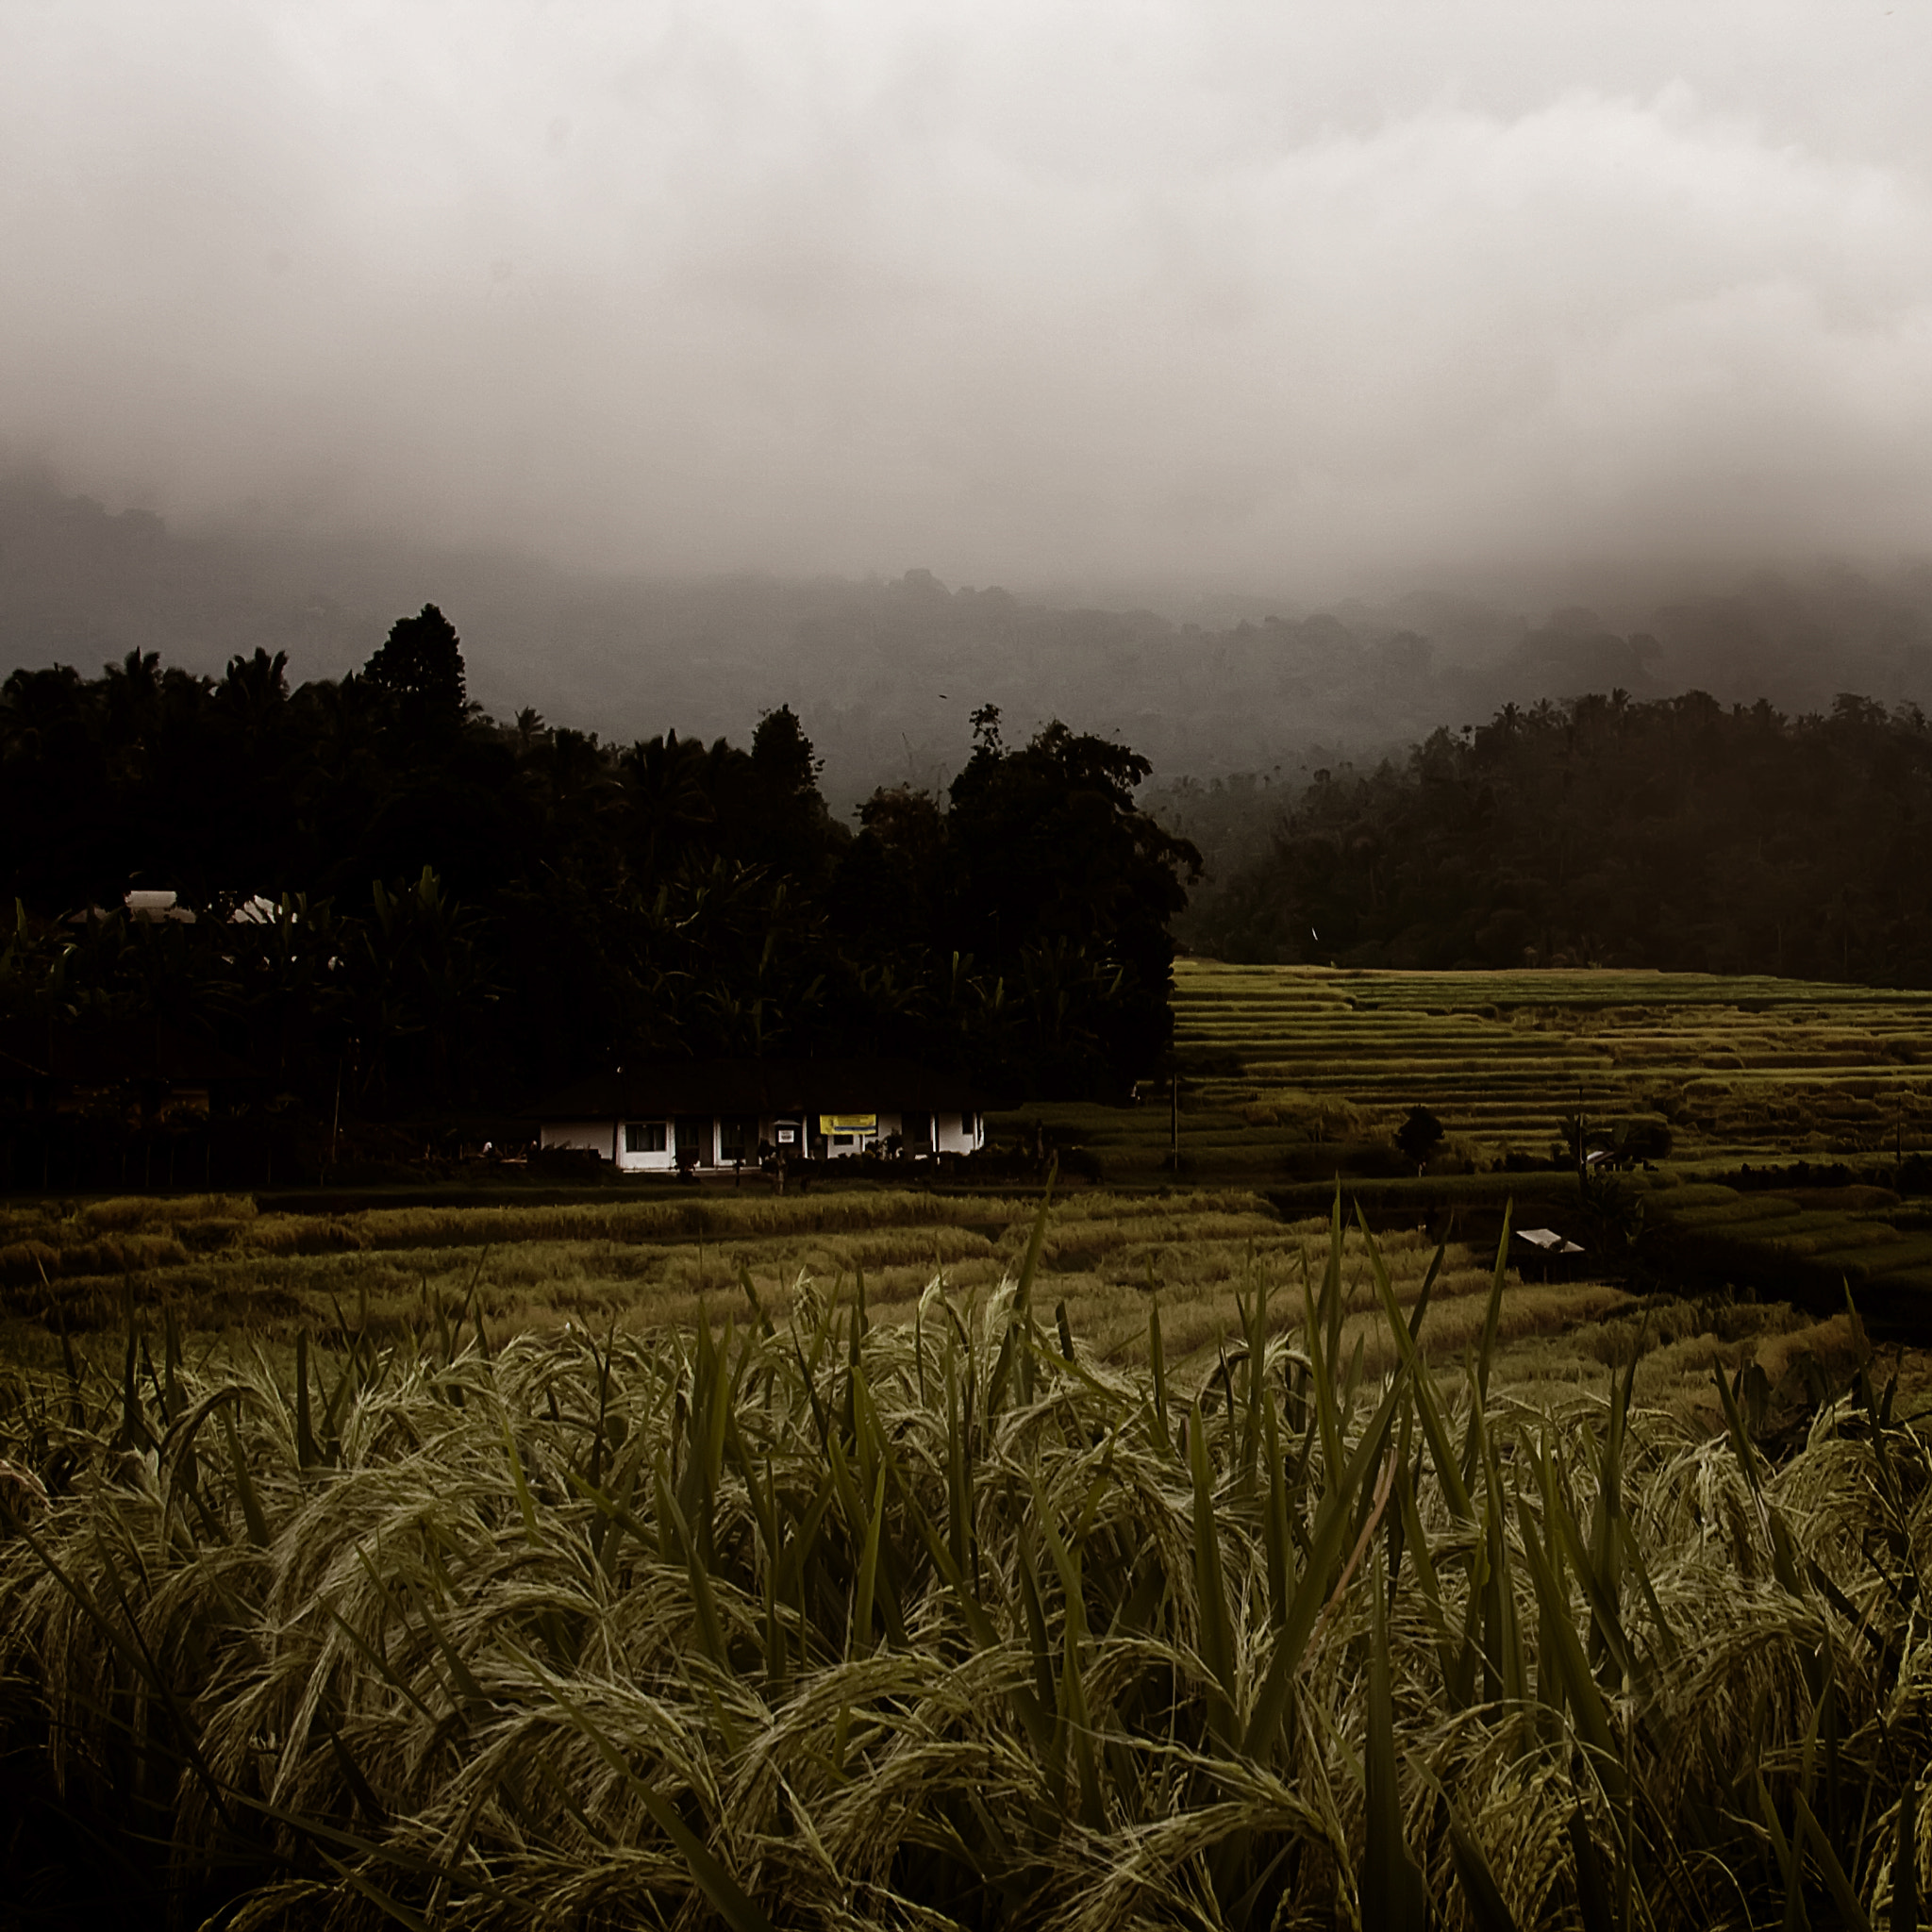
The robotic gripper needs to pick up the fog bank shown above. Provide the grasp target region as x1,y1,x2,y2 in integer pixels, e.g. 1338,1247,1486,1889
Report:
5,4,1932,592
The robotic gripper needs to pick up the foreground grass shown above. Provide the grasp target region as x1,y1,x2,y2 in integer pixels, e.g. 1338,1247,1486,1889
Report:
0,1200,1923,1928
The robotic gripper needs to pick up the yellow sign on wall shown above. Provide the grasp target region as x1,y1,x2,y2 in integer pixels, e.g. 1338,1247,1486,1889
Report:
820,1114,876,1135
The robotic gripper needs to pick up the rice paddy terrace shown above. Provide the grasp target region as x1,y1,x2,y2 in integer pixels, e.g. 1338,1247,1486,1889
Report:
1017,960,1932,1181
1186,958,1932,1156
0,1205,1910,1930
1,989,1925,1924
986,960,1932,1328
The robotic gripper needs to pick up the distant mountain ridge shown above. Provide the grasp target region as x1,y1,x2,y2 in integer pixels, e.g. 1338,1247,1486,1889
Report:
5,472,1932,807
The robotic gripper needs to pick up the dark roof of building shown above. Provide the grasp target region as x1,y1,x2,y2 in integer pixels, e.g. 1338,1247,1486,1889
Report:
532,1058,990,1122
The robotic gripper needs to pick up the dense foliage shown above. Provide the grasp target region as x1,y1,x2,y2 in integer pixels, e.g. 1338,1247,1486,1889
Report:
0,1206,1923,1928
1187,689,1932,981
0,613,1199,1120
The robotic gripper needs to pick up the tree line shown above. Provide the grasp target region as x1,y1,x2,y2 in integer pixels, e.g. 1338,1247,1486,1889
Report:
0,608,1199,1131
1187,688,1932,981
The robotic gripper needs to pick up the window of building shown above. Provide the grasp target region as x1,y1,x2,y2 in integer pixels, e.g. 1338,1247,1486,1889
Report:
901,1110,932,1150
719,1115,756,1161
625,1121,668,1154
675,1116,709,1161
958,1110,975,1140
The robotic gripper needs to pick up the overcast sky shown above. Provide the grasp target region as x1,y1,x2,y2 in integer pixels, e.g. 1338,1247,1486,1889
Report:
5,1,1931,598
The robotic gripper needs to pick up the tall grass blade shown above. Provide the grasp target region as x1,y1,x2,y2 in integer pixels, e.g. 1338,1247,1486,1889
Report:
1244,1365,1409,1756
539,1672,777,1932
1569,1807,1614,1932
1894,1775,1918,1932
1187,1398,1237,1739
850,1457,888,1658
1756,1771,1807,1932
1476,1201,1512,1407
220,1402,271,1548
1516,1501,1620,1788
993,1173,1054,1414
1028,1481,1104,1831
1262,1379,1291,1631
1301,1236,1343,1499
1363,1540,1428,1931
1793,1789,1870,1932
294,1329,317,1469
1149,1294,1170,1450
1363,1208,1473,1524
1448,1815,1523,1932
655,1464,731,1677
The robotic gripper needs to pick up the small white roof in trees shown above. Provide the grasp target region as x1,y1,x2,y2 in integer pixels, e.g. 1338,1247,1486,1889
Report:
124,890,196,923
1516,1227,1585,1254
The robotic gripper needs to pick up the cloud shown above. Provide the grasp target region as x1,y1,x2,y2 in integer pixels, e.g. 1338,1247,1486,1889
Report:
3,1,1931,593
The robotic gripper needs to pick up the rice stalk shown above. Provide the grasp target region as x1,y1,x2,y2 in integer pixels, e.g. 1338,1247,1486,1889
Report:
0,1200,1924,1926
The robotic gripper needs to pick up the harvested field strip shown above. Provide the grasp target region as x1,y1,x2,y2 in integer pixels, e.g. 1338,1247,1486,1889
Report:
1757,1221,1904,1256
1809,1238,1932,1276
1,1190,1054,1277
15,1179,1834,1433
1666,1197,1808,1228
0,1187,1605,1391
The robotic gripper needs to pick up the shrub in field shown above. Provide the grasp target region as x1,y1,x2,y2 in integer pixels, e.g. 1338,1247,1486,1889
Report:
0,1203,1926,1927
1394,1107,1445,1172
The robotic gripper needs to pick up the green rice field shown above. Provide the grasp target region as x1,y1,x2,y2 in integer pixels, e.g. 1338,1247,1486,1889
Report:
11,961,1932,1369
972,959,1932,1345
0,1197,1917,1928
3,970,1931,1924
0,1185,1650,1397
1005,960,1932,1183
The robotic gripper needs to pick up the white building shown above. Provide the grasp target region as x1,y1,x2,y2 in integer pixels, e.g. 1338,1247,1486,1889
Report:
534,1058,989,1174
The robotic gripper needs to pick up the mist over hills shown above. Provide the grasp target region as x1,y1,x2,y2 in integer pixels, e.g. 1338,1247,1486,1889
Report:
7,473,1932,810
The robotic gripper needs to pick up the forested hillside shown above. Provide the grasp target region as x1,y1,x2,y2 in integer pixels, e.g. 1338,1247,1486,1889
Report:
18,475,1932,805
0,608,1197,1128
1185,689,1932,983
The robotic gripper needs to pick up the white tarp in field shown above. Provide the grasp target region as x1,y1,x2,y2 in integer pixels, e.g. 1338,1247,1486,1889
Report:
1516,1227,1585,1255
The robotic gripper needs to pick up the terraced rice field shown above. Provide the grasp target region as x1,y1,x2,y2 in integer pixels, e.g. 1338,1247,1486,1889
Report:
8,982,1931,1924
1652,1178,1932,1316
0,1201,1906,1930
0,1186,1588,1379
1008,960,1932,1181
0,1184,1868,1431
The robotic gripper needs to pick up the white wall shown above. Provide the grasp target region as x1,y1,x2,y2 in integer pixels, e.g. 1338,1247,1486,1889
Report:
617,1119,676,1173
824,1109,983,1158
543,1106,983,1168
